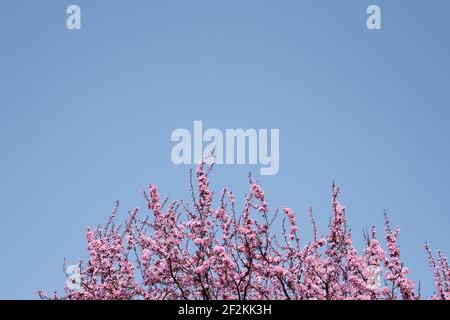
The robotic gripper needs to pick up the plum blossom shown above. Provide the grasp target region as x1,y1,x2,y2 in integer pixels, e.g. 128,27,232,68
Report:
39,165,448,300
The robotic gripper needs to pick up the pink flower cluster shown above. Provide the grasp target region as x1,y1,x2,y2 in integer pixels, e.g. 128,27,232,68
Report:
39,163,449,300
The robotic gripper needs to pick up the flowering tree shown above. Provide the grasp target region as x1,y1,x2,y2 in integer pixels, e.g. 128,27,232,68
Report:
39,162,449,300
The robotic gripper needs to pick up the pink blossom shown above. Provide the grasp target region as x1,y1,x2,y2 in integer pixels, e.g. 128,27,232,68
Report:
39,166,448,300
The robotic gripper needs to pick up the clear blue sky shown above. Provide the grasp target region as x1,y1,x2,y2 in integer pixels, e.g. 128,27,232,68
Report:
0,0,449,299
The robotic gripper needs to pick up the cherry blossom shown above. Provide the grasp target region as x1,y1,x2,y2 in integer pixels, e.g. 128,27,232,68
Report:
39,162,448,300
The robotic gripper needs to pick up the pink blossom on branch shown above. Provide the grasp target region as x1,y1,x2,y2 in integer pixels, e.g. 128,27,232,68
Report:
40,162,448,300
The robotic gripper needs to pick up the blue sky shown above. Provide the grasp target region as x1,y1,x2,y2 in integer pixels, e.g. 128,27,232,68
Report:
0,0,449,299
